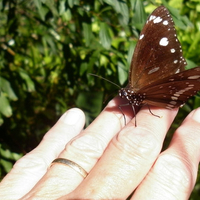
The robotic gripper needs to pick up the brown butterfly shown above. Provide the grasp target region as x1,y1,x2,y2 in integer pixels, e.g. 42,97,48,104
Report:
118,6,200,125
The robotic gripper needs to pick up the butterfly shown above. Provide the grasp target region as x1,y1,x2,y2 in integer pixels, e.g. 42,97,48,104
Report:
118,6,200,125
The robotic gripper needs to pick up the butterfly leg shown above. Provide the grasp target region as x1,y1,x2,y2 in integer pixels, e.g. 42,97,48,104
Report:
147,104,161,118
118,105,127,126
118,103,137,127
131,104,137,127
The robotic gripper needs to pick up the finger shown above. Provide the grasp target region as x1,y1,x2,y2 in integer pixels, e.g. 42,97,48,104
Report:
20,97,133,199
65,106,178,199
0,108,85,200
132,107,200,200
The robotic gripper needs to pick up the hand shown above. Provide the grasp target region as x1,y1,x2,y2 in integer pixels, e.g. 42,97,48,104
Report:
0,97,200,200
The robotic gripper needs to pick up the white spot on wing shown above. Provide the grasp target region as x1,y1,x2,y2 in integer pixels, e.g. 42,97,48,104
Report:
153,17,162,23
149,15,156,21
139,34,144,40
170,101,177,105
188,75,200,79
163,20,168,25
171,96,178,100
170,49,175,53
159,37,169,46
148,67,160,74
166,104,175,109
174,94,180,97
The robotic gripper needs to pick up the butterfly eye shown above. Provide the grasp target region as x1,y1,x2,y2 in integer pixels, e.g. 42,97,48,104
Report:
119,89,127,98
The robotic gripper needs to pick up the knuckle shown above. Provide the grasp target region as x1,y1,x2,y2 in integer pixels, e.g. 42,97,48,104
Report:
65,134,106,161
156,154,194,190
114,127,161,160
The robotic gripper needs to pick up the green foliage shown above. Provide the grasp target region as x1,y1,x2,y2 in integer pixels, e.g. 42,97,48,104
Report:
0,0,200,198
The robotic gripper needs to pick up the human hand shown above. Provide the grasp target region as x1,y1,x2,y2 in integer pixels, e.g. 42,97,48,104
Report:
0,97,200,200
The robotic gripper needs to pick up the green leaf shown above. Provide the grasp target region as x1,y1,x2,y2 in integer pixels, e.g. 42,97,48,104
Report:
0,147,22,173
88,49,102,72
188,32,200,54
194,94,200,109
127,41,136,66
130,0,136,10
118,61,128,86
33,0,48,21
0,77,18,101
99,22,111,49
44,0,58,17
0,93,12,117
103,0,129,25
62,9,72,21
68,0,79,8
58,0,66,15
115,0,129,25
132,0,146,29
80,62,88,76
82,23,93,47
19,70,35,92
185,59,197,70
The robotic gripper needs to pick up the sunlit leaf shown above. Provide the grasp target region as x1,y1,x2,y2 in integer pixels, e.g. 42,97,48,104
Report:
118,61,127,86
19,70,35,92
0,93,12,117
99,22,111,49
83,23,93,47
0,77,18,101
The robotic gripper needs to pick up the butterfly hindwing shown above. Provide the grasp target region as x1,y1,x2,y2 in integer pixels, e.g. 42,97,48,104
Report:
141,67,200,108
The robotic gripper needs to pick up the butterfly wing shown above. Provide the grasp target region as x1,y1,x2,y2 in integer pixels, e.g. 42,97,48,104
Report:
140,67,200,108
129,6,186,91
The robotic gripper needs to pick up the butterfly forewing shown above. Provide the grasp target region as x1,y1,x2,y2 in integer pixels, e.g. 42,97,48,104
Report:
129,6,186,91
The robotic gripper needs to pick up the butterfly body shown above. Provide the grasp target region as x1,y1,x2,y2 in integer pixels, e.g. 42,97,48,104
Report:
119,87,145,106
119,6,200,112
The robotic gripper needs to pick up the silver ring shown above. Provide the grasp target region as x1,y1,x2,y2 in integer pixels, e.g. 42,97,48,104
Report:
50,158,88,178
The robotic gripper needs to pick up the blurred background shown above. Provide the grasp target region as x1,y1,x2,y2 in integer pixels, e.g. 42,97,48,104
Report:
0,0,200,198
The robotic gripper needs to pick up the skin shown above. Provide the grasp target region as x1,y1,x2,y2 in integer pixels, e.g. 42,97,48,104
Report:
0,96,200,200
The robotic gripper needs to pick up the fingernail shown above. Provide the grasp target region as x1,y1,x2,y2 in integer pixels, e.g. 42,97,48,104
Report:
61,108,83,125
191,108,200,123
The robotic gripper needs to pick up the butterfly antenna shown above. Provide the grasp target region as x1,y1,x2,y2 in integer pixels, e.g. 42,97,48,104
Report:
88,73,121,89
